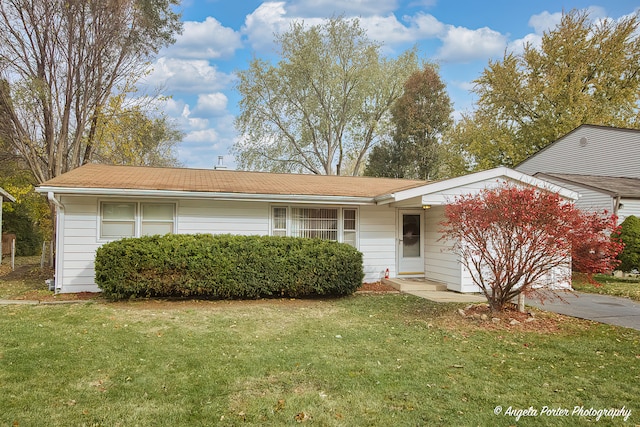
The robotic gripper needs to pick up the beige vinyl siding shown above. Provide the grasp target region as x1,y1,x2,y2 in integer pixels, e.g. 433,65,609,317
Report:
516,126,640,179
358,205,396,282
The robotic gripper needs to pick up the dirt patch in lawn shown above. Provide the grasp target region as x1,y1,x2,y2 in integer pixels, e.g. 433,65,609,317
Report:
436,302,587,333
356,281,399,293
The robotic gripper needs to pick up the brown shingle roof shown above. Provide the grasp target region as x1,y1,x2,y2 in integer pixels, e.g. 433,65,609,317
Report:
541,173,640,198
39,164,427,198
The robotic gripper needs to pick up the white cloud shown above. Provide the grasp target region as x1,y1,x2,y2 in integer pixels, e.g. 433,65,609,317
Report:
165,17,242,59
403,12,446,38
287,0,398,17
436,26,507,63
187,116,211,130
193,93,229,117
358,13,444,45
243,3,446,52
528,11,563,35
508,33,542,55
177,114,239,169
243,2,292,52
454,80,476,92
509,6,610,56
144,58,235,94
156,97,186,117
184,128,219,143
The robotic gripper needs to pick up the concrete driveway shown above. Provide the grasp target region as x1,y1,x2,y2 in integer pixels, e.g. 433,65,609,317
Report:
526,291,640,331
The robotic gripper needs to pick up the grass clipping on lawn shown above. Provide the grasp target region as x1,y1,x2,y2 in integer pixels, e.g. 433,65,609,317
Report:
0,293,638,426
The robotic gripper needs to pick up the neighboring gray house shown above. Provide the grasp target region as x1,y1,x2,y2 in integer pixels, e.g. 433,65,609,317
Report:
516,125,640,223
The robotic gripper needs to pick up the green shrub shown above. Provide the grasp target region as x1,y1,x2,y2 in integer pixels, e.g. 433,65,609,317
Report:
613,215,640,272
95,234,364,300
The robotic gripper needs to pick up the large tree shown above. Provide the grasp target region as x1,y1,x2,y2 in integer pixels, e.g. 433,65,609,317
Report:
233,17,419,176
365,64,452,180
91,95,183,168
446,10,640,173
0,0,182,184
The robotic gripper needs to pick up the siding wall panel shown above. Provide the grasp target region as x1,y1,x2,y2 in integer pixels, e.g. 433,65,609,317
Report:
423,206,465,291
359,205,396,282
516,127,640,178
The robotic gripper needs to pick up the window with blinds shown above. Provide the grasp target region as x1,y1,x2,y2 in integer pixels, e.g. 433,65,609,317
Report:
272,206,357,246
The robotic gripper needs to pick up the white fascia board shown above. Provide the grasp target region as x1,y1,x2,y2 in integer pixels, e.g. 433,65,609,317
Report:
35,186,376,206
392,167,579,203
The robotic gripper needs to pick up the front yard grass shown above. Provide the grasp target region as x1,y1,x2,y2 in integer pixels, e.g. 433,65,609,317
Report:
1,294,638,426
573,273,640,302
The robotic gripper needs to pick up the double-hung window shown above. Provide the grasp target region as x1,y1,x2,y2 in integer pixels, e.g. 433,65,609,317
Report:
271,206,358,247
100,201,175,239
101,202,136,239
141,204,175,236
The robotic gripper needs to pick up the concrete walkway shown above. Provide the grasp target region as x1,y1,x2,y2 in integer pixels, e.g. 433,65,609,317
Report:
383,278,640,331
382,278,486,303
526,291,640,331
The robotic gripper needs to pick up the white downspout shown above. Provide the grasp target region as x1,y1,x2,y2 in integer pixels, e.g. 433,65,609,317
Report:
47,192,64,293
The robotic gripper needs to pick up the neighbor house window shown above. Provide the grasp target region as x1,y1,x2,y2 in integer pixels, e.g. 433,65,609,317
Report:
271,206,357,246
100,201,176,239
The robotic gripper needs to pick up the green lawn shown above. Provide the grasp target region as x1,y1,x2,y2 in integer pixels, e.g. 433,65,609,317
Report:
573,273,640,302
1,294,638,426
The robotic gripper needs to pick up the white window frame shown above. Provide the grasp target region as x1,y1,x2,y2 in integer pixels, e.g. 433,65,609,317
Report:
100,201,136,240
99,200,177,241
270,205,358,247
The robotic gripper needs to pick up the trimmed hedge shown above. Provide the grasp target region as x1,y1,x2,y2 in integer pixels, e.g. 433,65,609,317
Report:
613,215,640,272
95,234,364,300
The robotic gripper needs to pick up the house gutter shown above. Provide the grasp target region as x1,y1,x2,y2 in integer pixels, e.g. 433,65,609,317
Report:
47,192,64,293
36,186,377,206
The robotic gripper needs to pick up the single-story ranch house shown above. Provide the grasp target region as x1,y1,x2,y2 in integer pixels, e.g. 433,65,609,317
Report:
36,164,577,294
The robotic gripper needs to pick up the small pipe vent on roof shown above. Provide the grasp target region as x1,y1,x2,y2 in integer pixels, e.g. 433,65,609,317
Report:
214,156,227,170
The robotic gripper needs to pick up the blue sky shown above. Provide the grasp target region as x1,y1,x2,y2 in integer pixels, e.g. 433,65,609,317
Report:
141,1,640,170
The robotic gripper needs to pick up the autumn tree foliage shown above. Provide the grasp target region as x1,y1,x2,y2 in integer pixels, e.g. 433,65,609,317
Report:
364,64,453,180
0,0,182,183
441,184,622,311
234,17,419,175
445,10,640,174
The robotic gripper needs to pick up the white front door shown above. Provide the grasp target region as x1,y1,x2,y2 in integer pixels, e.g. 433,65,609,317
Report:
398,210,424,276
